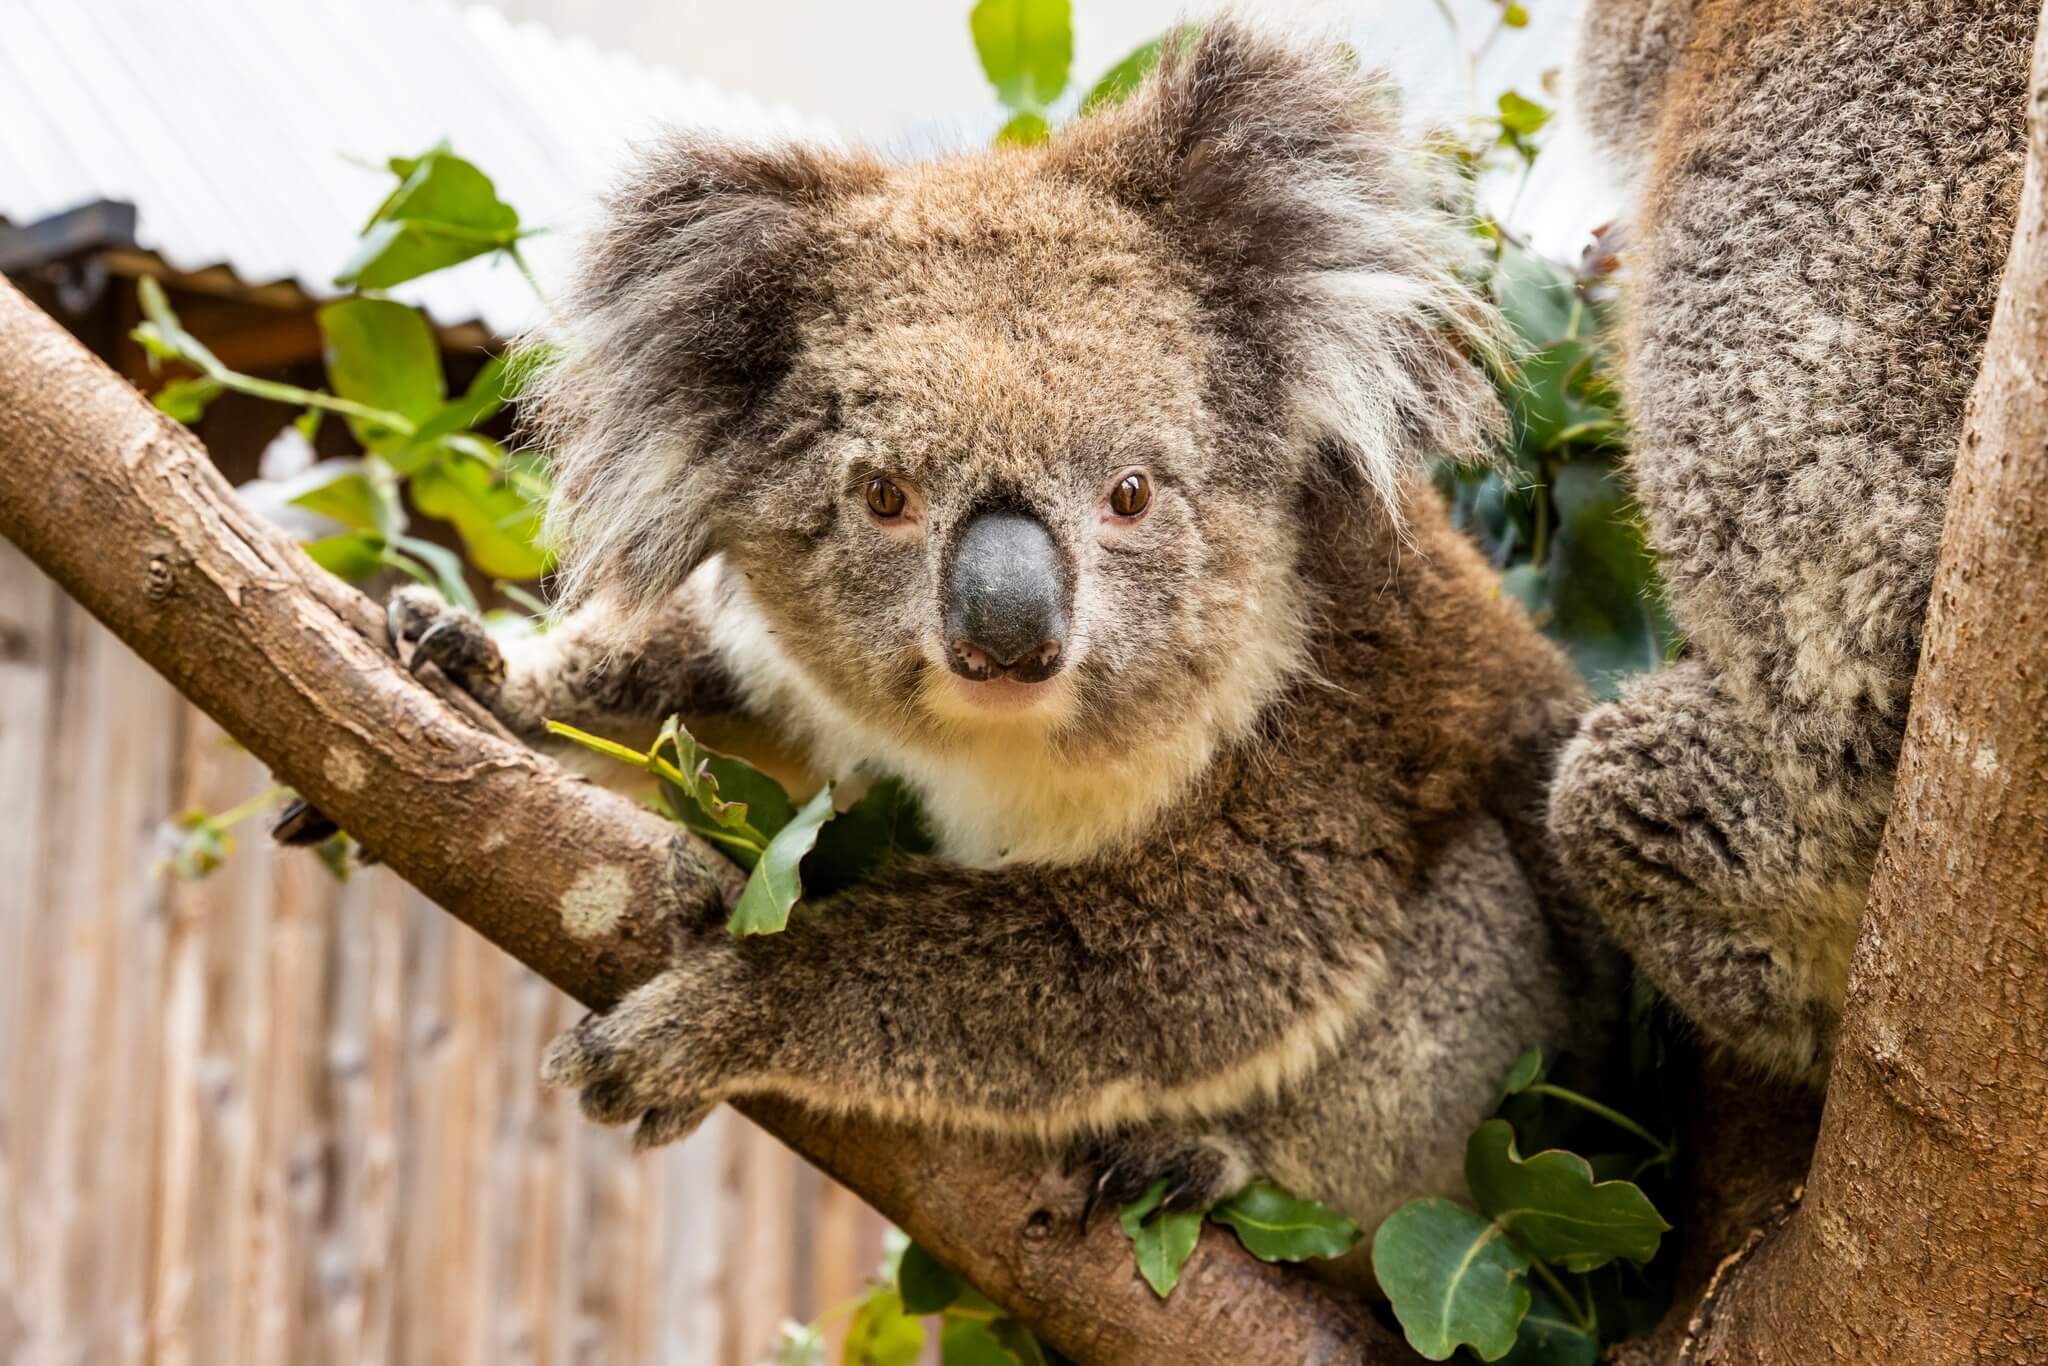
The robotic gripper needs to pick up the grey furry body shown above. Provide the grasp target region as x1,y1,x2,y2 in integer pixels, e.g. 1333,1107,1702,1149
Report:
1554,0,2033,1079
393,21,1619,1275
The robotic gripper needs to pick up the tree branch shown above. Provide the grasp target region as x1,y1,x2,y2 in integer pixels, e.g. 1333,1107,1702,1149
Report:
0,276,1400,1364
1683,5,2048,1358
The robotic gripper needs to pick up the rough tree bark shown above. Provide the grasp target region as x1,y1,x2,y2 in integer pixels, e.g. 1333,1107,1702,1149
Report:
1682,7,2048,1361
0,274,1399,1364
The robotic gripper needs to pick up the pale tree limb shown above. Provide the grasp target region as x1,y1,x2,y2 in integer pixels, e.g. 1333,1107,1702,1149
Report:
0,275,1399,1364
1680,5,2048,1359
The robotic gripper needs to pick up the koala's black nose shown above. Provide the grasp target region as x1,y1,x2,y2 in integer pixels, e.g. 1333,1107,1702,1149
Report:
943,510,1068,684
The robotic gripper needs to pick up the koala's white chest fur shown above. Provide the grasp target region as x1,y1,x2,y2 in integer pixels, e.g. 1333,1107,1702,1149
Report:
702,566,1295,867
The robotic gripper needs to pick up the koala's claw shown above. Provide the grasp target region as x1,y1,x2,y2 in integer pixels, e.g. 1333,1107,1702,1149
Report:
271,796,340,846
385,586,506,705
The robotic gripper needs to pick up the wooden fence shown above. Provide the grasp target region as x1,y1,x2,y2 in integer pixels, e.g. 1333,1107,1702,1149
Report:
0,537,892,1365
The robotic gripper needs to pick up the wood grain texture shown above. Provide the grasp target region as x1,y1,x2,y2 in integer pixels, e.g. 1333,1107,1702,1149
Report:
0,276,1394,1363
0,542,893,1365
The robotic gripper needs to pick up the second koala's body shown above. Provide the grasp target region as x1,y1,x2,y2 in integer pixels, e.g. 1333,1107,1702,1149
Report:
400,24,1614,1267
1555,0,2035,1080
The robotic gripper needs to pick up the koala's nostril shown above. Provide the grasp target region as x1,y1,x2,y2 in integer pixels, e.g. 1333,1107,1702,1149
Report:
948,637,1064,683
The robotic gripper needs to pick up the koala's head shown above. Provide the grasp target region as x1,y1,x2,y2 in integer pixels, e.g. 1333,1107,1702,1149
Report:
528,22,1498,767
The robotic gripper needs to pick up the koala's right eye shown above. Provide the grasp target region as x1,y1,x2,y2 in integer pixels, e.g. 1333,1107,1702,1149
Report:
865,477,907,519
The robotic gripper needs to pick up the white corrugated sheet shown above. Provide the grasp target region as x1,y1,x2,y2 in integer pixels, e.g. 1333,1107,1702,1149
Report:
0,0,837,336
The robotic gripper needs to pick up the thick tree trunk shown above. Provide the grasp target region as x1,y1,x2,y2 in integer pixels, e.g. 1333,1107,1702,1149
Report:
1683,7,2048,1360
0,274,1399,1364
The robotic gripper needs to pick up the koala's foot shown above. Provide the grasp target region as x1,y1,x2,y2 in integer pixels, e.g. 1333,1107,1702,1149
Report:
1549,659,1857,1085
1070,1127,1256,1223
386,585,507,707
542,967,728,1150
274,587,511,848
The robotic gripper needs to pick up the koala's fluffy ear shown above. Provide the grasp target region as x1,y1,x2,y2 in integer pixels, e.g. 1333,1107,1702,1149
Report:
1051,22,1505,517
524,139,883,619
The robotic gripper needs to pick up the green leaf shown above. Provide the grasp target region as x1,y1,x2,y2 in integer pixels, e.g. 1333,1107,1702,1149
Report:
803,777,933,899
337,146,522,289
1118,1176,1205,1298
153,376,223,424
703,754,801,840
1372,1199,1531,1361
288,458,406,539
303,531,387,580
1498,1047,1547,1100
728,787,836,936
1464,1120,1669,1274
939,1319,1021,1366
995,111,1050,146
1498,1286,1598,1366
1497,90,1550,138
970,0,1072,113
843,1288,924,1366
410,450,550,581
1491,243,1581,347
1079,27,1193,113
897,1240,965,1314
1542,461,1673,699
1500,2,1531,28
318,298,445,456
383,535,478,612
1210,1182,1361,1263
412,352,514,446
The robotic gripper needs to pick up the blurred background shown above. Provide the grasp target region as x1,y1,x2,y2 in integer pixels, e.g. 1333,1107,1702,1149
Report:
0,1,1624,1362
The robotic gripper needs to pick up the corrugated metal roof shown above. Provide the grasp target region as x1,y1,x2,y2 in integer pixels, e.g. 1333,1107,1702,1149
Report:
0,0,837,337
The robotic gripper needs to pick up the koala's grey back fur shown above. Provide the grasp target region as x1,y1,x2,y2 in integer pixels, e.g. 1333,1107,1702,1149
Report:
1553,0,2034,1080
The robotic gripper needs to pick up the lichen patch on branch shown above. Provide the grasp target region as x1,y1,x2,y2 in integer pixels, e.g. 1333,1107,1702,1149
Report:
561,863,631,939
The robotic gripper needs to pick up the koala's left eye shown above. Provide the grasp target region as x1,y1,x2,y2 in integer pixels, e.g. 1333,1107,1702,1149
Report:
865,477,908,518
1109,471,1151,518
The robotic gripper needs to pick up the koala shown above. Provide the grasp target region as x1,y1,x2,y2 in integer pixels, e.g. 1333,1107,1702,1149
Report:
390,23,1616,1271
1551,0,2035,1082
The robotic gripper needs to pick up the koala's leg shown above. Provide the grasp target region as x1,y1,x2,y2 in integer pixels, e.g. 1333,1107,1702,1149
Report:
387,583,738,740
1548,660,1862,1083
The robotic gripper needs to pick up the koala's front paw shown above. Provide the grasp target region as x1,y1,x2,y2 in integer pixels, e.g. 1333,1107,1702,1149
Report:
541,967,732,1150
1071,1128,1255,1223
386,585,506,707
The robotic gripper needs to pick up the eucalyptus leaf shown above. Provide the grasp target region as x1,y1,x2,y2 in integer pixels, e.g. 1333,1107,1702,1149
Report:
938,1319,1020,1366
1118,1176,1205,1298
410,450,550,581
897,1239,964,1314
1079,28,1193,113
337,146,522,289
842,1289,923,1366
728,787,836,936
288,459,405,539
996,111,1050,146
318,298,444,455
1371,1198,1531,1362
1464,1120,1669,1273
153,376,223,424
1498,1047,1547,1100
1210,1182,1360,1262
303,531,387,580
970,0,1072,112
1498,1286,1598,1366
804,777,933,899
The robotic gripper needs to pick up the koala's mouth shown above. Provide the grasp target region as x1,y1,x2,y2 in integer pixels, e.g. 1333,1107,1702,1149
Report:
946,671,1059,711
